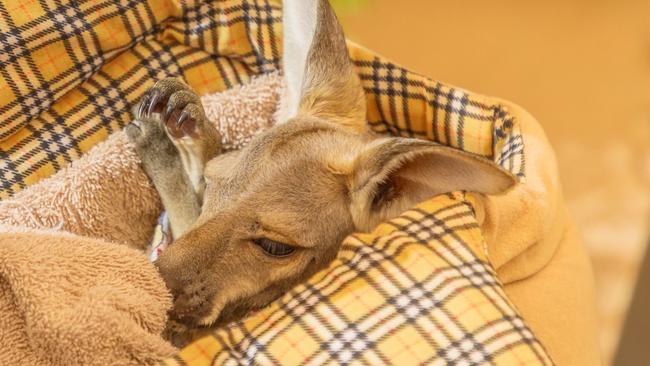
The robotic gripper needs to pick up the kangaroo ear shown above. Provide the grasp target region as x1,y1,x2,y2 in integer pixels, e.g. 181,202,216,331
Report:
348,138,517,231
277,0,366,132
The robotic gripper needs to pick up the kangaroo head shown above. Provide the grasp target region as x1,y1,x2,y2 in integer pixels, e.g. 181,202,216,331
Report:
155,0,515,336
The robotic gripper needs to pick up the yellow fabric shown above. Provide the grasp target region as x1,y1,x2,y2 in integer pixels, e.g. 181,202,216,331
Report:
503,211,601,366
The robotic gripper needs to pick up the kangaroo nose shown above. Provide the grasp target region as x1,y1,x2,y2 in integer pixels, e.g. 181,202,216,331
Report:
153,252,186,297
154,253,212,326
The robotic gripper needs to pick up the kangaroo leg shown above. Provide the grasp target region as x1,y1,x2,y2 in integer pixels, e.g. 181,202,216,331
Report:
125,78,221,238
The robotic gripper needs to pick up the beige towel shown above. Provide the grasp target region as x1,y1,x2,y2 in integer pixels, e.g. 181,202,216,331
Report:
0,73,283,365
0,226,175,365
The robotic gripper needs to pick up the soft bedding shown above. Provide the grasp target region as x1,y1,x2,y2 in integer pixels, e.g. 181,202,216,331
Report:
0,0,599,364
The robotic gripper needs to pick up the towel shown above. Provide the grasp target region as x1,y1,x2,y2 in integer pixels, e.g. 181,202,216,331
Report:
0,226,175,366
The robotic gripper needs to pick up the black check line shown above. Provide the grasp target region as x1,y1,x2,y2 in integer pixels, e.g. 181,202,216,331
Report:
363,213,486,297
493,115,514,140
263,0,280,68
0,155,25,192
179,2,193,47
478,315,550,363
456,92,470,150
125,1,151,39
77,81,128,138
323,323,377,364
164,13,282,36
297,248,395,364
24,120,66,173
465,315,540,359
469,315,534,345
250,0,264,70
495,134,523,167
491,106,526,177
215,329,251,364
206,4,219,56
232,332,272,364
430,81,443,144
172,1,280,35
384,63,401,136
369,57,398,136
432,86,492,121
223,324,249,361
137,0,158,36
399,67,415,137
442,87,460,146
196,4,213,52
171,45,226,73
241,0,263,74
225,57,244,85
114,0,140,42
53,2,102,67
499,138,524,173
255,0,281,72
214,56,234,89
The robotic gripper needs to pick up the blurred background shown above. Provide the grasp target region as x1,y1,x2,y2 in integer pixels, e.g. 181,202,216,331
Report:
332,0,650,364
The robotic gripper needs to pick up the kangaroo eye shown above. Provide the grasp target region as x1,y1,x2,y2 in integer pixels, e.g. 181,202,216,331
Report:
253,238,295,257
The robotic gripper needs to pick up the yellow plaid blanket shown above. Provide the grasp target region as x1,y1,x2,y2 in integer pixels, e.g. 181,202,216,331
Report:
0,0,548,365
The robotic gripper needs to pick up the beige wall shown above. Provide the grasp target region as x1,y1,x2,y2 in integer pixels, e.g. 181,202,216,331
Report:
339,1,650,363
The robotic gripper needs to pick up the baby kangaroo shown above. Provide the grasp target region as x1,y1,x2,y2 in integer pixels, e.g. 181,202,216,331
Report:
126,0,515,345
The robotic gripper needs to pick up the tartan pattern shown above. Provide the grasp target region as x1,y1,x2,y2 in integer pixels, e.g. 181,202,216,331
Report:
163,193,552,366
0,0,525,200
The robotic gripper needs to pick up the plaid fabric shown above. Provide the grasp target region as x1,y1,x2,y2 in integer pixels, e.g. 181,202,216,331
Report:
0,0,524,200
163,193,551,366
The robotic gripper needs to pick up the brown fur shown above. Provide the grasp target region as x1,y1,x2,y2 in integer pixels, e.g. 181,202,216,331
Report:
126,0,515,346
